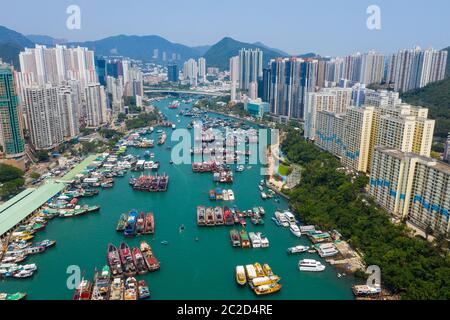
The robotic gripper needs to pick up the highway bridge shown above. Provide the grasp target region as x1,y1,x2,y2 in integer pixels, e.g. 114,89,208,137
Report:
144,88,228,97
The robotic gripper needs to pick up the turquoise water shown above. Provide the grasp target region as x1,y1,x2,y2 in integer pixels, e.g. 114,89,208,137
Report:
0,98,355,300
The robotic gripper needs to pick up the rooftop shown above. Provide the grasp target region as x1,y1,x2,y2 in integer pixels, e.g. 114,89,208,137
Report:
0,154,99,237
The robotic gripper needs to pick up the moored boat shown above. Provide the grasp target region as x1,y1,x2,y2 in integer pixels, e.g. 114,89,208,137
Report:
143,212,155,234
135,212,146,235
298,259,326,272
197,206,206,226
116,213,128,232
73,279,92,300
109,278,124,300
214,207,224,225
138,280,151,300
205,207,215,226
132,247,149,275
235,266,247,286
287,245,309,254
140,241,160,271
107,243,123,277
91,266,111,300
239,230,250,248
124,277,138,300
124,210,138,237
230,229,241,247
119,242,137,276
254,283,282,296
254,263,265,278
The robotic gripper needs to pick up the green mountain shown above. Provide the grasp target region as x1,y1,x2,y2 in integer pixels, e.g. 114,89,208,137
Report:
70,35,200,64
0,25,34,68
401,77,450,139
203,37,288,70
192,45,211,56
26,34,67,46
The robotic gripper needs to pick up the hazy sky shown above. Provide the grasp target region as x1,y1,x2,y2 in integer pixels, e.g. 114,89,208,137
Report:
1,0,449,56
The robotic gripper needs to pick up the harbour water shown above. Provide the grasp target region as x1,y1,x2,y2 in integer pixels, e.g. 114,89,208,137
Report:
0,98,355,300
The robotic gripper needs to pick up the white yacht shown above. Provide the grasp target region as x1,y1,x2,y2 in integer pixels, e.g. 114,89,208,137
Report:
275,211,290,227
228,190,235,201
290,224,302,237
283,211,297,225
298,259,326,272
223,190,229,201
287,245,309,254
249,232,261,248
258,233,270,248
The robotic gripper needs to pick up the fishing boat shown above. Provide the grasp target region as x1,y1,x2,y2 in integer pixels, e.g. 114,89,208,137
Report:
230,230,241,247
73,279,92,300
209,190,216,200
124,210,138,237
0,292,27,300
214,207,224,225
138,280,151,299
12,269,35,278
287,245,309,254
132,248,149,275
254,263,265,278
197,206,206,226
223,190,229,201
109,278,124,300
107,244,123,277
140,241,160,271
239,230,250,248
290,224,302,237
205,207,215,226
298,259,326,272
228,190,235,201
135,212,146,235
254,283,282,296
239,217,246,227
124,277,138,300
119,242,137,276
235,266,247,286
116,213,128,232
263,264,274,277
91,266,111,300
223,207,234,225
245,264,257,280
35,239,56,248
143,213,155,234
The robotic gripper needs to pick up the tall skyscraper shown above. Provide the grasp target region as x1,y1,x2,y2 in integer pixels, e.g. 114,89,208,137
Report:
183,59,198,86
85,84,107,128
198,58,206,82
57,86,80,139
24,85,64,150
19,45,98,89
0,64,25,159
168,64,179,83
239,48,263,91
229,56,240,83
387,47,448,92
269,57,317,120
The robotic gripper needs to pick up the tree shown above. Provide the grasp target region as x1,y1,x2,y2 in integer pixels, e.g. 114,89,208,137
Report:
35,150,50,162
0,164,24,183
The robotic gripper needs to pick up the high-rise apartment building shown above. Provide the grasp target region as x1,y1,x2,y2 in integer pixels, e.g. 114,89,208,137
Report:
168,64,179,83
24,85,64,150
198,58,206,82
85,84,107,128
269,57,317,120
0,64,25,159
369,147,450,235
239,48,263,91
387,47,447,92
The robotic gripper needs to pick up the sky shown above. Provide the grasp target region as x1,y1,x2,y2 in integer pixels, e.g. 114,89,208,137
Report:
0,0,449,56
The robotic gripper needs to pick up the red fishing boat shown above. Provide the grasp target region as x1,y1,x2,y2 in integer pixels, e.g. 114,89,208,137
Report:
143,213,154,234
119,242,137,276
107,243,123,277
73,279,92,300
132,247,149,275
135,212,145,235
140,241,160,271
